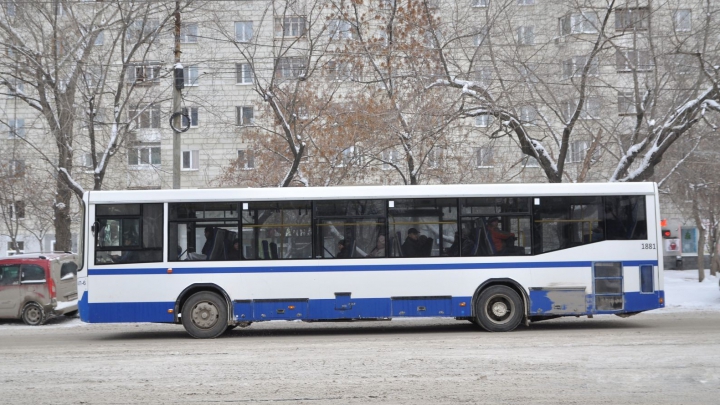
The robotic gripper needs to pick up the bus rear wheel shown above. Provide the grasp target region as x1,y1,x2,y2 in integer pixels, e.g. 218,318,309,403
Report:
182,291,228,339
474,285,524,332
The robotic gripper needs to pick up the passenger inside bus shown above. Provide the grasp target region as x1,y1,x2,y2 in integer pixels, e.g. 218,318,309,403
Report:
367,235,386,257
227,239,242,260
486,217,516,255
401,228,433,257
201,226,215,257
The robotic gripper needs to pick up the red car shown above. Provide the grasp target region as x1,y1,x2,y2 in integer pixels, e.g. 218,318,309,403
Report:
0,253,79,325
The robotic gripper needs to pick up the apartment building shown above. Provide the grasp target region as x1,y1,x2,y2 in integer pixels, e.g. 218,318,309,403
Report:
0,0,716,254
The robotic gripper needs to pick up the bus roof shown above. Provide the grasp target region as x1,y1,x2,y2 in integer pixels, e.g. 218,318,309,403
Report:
85,182,657,204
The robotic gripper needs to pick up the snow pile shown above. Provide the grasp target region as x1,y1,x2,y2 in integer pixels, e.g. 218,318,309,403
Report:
662,270,720,312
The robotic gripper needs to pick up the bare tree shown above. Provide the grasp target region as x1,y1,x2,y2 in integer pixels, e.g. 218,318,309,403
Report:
0,1,187,249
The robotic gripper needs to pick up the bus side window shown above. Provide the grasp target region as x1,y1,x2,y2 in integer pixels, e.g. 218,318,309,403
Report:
94,203,163,265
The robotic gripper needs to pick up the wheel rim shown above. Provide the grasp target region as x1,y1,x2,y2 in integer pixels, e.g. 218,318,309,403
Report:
484,293,514,325
24,305,42,325
190,301,219,329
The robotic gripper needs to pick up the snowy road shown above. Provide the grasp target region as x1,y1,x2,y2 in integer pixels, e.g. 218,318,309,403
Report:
1,310,719,404
1,270,719,404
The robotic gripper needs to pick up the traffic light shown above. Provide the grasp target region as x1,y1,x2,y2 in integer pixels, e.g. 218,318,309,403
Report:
662,229,672,238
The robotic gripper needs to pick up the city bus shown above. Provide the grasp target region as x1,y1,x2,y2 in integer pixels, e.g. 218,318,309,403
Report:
77,183,664,338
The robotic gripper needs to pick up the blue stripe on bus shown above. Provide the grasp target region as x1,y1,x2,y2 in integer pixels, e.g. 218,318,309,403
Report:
87,260,659,276
82,291,664,324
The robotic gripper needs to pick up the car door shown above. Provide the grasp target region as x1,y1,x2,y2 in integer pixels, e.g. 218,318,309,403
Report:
20,264,48,307
0,265,21,318
54,258,78,302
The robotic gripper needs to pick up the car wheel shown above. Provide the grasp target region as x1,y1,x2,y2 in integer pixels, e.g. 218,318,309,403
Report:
474,285,524,332
181,291,228,339
22,303,46,326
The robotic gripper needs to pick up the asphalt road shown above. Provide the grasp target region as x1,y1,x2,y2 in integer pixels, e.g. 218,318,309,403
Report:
1,311,719,404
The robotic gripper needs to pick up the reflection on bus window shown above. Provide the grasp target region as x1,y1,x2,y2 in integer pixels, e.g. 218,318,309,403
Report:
388,198,456,257
168,202,239,261
94,203,163,265
242,201,311,260
314,200,386,259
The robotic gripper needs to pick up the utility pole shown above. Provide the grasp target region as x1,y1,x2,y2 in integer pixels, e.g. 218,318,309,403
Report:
172,1,182,189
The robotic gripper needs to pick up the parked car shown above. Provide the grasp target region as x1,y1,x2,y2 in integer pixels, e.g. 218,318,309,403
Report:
0,253,79,325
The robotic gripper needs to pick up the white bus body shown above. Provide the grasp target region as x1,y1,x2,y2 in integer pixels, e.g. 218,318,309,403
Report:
77,183,664,338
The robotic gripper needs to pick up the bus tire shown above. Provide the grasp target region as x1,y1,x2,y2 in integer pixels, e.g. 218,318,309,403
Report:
474,285,523,332
22,302,46,326
182,291,228,339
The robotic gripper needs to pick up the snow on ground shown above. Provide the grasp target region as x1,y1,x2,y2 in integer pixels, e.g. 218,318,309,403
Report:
1,270,719,329
663,269,720,312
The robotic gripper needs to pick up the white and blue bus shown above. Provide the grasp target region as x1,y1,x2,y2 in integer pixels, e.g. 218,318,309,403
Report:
77,183,664,338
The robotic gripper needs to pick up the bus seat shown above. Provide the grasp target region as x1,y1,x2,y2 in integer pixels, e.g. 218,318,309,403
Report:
209,229,228,260
395,231,403,257
270,242,279,259
261,240,270,259
479,218,498,255
348,240,356,258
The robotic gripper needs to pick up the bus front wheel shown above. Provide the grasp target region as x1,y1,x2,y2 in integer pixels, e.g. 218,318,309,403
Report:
474,285,524,332
182,291,228,339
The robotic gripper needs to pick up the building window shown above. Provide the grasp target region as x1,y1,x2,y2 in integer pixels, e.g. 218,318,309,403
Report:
82,152,102,171
561,56,599,79
235,21,253,42
326,60,356,81
335,146,362,167
84,66,104,88
475,114,493,127
6,1,16,17
428,148,442,168
381,149,400,170
569,140,589,163
472,0,489,7
519,63,539,83
236,106,254,126
237,149,255,170
475,66,493,86
7,119,25,138
563,98,601,121
236,63,253,84
181,107,199,128
126,63,161,84
673,10,691,32
275,17,307,37
184,66,199,86
180,23,198,43
8,160,25,177
475,147,494,168
473,26,488,46
618,91,635,115
7,241,24,255
517,0,534,4
94,31,105,46
54,0,64,16
182,150,199,170
128,146,161,166
329,20,356,40
559,13,599,36
674,54,695,75
517,26,534,45
523,156,540,167
276,57,306,79
130,104,161,129
616,50,653,72
8,201,25,219
519,105,537,125
615,8,648,31
127,19,160,42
